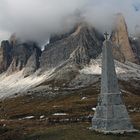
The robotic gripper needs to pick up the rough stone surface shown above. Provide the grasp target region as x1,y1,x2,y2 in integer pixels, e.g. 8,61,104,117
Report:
92,40,136,133
0,41,12,73
111,13,138,64
6,42,40,75
130,37,140,62
40,23,103,70
23,47,42,77
111,45,125,63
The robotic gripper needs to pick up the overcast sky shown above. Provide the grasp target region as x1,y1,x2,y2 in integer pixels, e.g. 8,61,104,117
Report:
0,0,140,43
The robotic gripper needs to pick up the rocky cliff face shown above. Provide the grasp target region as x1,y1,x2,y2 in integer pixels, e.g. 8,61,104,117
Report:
111,13,138,63
6,42,41,75
40,23,104,70
23,47,42,77
0,34,42,75
130,37,140,61
0,41,12,73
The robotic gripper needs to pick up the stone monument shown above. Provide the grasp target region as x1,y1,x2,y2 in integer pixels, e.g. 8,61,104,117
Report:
91,32,137,134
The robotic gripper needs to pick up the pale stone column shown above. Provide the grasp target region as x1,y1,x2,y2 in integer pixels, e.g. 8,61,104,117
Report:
91,40,137,134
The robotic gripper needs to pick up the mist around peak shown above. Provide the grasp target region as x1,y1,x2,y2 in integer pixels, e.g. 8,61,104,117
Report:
0,0,140,44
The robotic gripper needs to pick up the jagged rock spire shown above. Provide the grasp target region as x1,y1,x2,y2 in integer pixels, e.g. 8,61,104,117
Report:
111,13,138,63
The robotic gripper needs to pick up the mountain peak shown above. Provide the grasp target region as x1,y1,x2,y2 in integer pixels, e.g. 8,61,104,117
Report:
40,23,103,70
111,13,139,64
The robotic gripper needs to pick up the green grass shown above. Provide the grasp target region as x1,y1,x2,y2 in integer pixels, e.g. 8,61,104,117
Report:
0,122,139,140
0,82,140,140
0,87,99,120
24,123,140,140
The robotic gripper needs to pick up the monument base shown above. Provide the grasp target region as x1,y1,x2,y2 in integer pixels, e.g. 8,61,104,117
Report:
91,104,137,133
89,127,138,134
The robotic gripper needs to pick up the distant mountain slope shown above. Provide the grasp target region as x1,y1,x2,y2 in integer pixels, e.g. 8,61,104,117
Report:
0,15,140,99
0,57,140,99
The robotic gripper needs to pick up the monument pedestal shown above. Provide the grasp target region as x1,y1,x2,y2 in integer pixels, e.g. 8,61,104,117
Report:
92,93,137,133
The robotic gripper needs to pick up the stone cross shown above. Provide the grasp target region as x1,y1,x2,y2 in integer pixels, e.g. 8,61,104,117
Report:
104,32,109,40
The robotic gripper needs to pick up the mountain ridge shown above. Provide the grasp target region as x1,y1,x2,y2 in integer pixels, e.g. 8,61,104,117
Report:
0,14,140,99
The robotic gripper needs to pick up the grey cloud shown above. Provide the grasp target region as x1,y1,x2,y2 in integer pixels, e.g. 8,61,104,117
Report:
0,0,140,43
